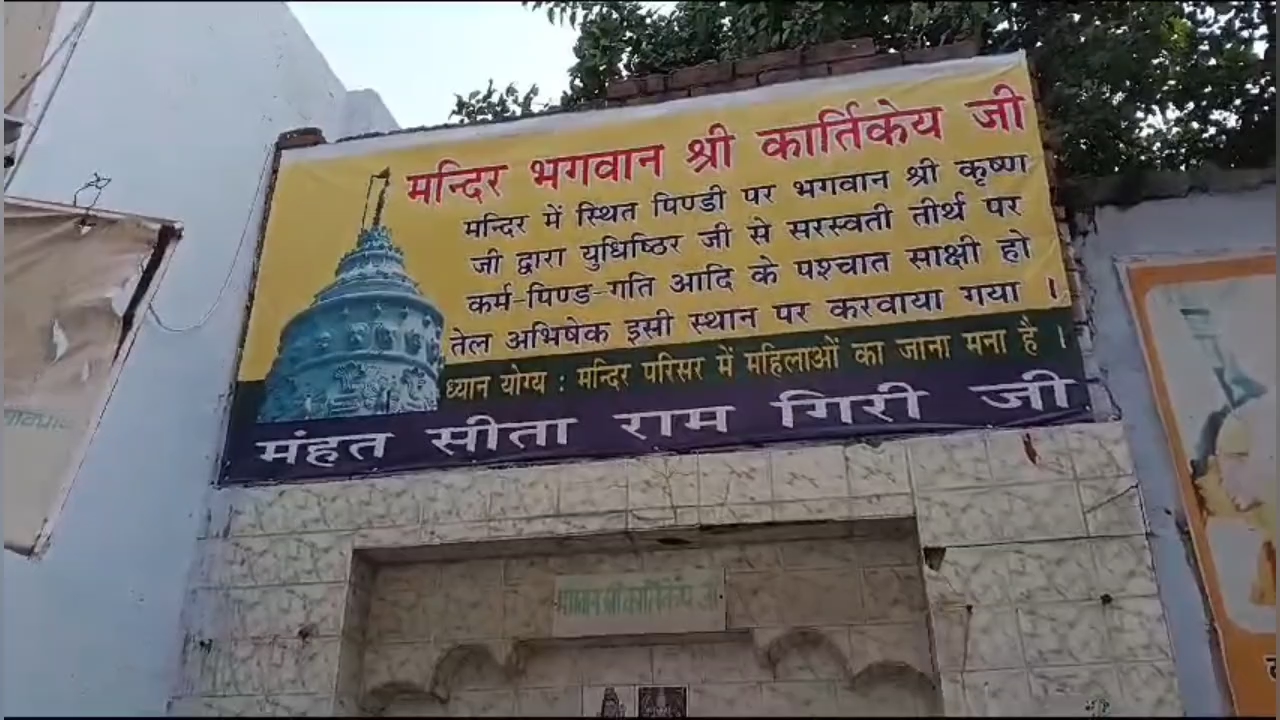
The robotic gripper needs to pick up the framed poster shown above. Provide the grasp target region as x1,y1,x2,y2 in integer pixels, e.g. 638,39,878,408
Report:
1122,252,1275,716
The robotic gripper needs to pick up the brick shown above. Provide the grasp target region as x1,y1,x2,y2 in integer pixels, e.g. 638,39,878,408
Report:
901,39,981,65
828,53,902,77
624,89,689,107
605,78,641,99
639,73,668,94
803,37,876,64
277,127,325,150
670,62,734,89
704,75,761,95
758,66,803,86
734,48,802,76
801,63,832,79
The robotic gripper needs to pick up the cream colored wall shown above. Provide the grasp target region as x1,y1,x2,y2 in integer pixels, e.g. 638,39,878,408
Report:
172,421,1180,717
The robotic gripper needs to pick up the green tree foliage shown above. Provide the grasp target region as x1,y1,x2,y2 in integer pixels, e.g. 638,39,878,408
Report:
450,1,1275,178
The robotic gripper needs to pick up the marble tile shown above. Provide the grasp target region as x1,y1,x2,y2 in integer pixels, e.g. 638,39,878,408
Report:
553,550,645,575
424,520,489,544
848,493,914,519
440,558,503,588
362,642,439,693
218,638,341,696
578,645,654,685
773,627,851,682
225,583,348,639
503,555,553,586
1028,664,1120,715
907,433,991,491
628,506,698,530
421,471,494,525
652,643,699,685
489,470,558,519
914,487,1007,546
699,502,772,525
168,694,332,717
1079,477,1145,536
503,583,552,639
353,525,421,550
773,498,854,522
836,676,933,717
1005,540,1096,603
1103,597,1172,661
922,545,1010,607
641,547,711,572
448,689,516,716
1017,601,1110,666
726,570,784,628
861,565,927,622
520,646,582,688
847,621,933,676
854,537,922,568
542,511,629,536
1115,661,1181,716
581,685,635,718
516,686,582,716
960,669,1032,717
697,640,772,682
689,682,763,717
1066,423,1134,479
367,578,438,643
710,543,782,571
1090,536,1158,597
1003,482,1087,541
558,462,627,514
986,427,1074,484
175,634,225,697
436,584,504,643
628,454,699,509
780,569,865,625
699,450,771,505
937,672,968,716
778,538,860,570
760,680,839,716
217,533,352,587
932,606,1024,672
771,445,847,501
845,441,911,497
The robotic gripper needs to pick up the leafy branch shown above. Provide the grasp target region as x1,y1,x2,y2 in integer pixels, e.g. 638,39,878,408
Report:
453,1,1275,178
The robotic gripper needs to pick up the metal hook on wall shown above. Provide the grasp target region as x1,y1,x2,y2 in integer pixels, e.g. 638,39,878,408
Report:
71,171,111,230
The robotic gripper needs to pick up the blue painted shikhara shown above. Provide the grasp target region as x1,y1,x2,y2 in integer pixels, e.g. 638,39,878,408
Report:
257,170,445,422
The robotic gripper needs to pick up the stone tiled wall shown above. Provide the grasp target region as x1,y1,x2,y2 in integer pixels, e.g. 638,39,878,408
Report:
359,529,935,717
915,424,1179,716
170,420,1178,716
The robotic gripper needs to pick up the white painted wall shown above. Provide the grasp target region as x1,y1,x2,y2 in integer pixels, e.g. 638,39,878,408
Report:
2,2,397,715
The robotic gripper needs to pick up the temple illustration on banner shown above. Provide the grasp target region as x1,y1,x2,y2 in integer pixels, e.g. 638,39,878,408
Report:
256,168,445,422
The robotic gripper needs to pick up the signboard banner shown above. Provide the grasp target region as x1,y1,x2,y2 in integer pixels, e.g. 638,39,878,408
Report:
223,52,1088,484
1123,253,1276,716
3,200,166,554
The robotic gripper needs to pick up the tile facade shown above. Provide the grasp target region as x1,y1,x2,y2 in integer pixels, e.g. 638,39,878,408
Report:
170,421,1179,717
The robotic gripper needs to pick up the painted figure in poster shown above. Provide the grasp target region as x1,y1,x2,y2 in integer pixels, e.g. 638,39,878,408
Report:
256,168,445,423
639,686,687,718
1181,303,1277,610
597,686,626,718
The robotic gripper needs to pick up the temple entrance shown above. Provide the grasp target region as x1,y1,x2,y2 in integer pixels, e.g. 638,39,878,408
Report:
353,519,940,717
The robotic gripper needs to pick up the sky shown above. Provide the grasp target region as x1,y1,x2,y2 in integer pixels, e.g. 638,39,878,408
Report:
288,2,668,129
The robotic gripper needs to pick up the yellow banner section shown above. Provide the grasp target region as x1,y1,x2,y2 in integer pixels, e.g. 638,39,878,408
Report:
241,56,1067,380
